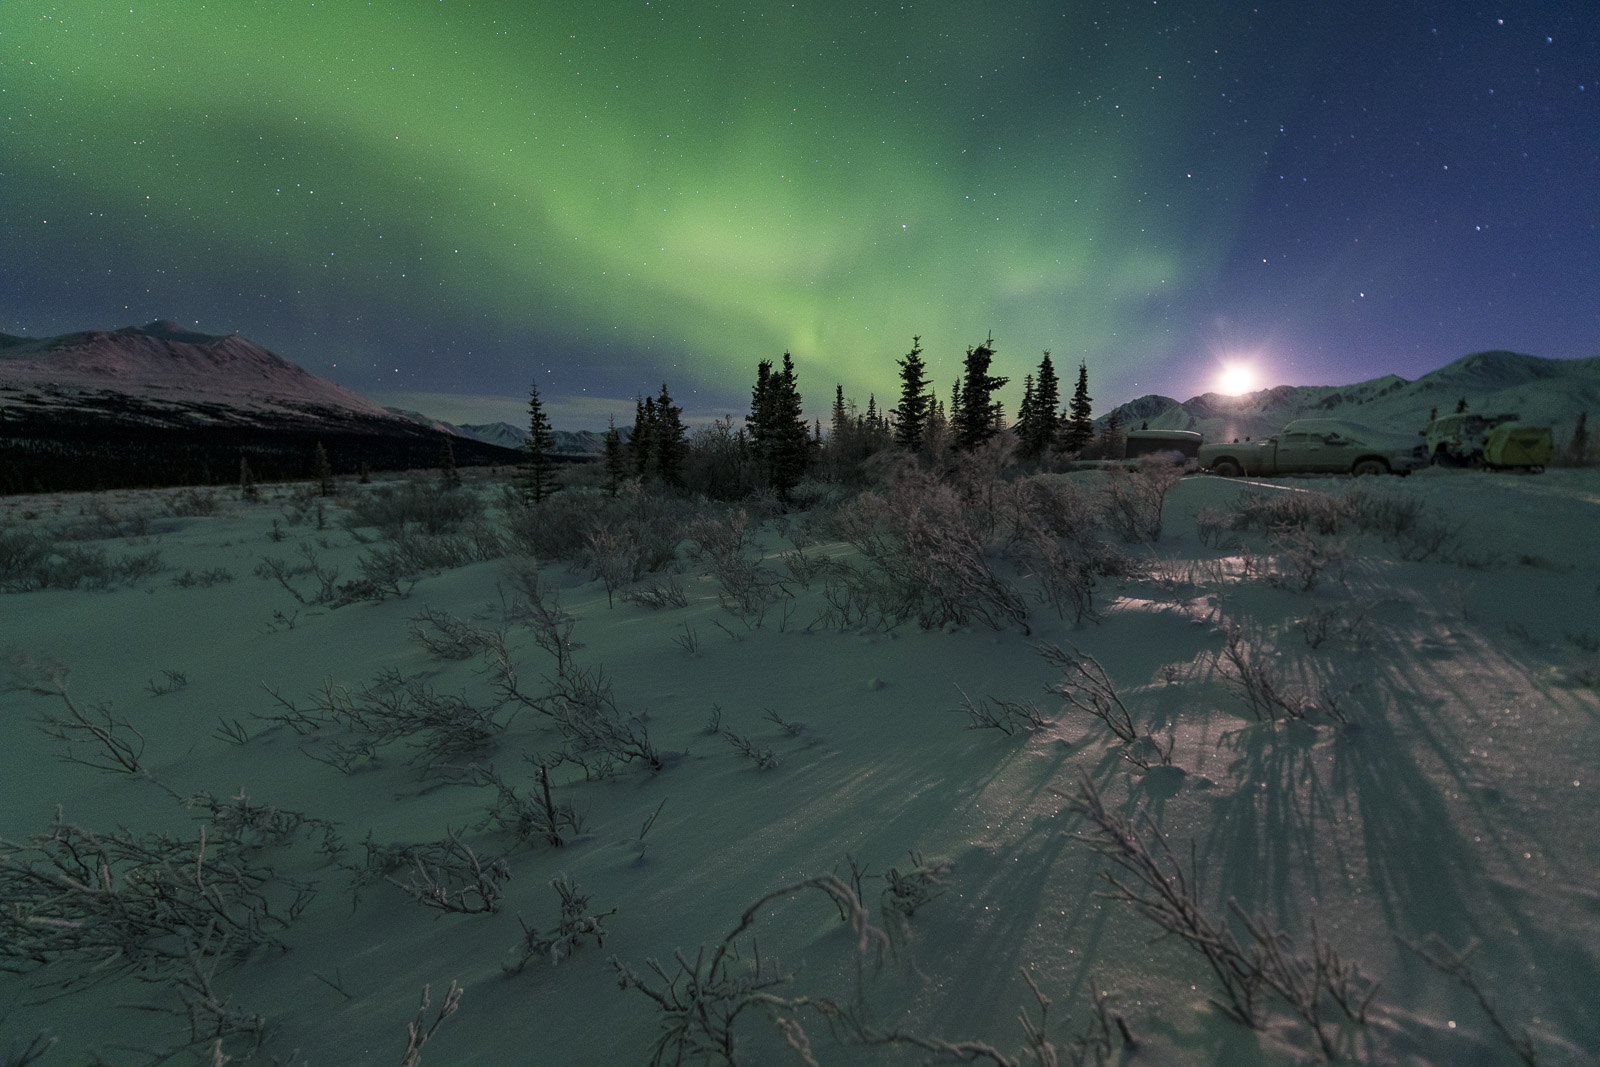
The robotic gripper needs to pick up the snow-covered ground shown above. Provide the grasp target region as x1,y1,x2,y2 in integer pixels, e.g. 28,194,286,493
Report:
2,464,1597,1066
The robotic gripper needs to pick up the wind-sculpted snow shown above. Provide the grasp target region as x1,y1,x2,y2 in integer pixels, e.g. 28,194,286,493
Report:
1,461,1597,1064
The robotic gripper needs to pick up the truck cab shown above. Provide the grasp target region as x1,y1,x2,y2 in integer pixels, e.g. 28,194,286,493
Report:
1198,419,1428,477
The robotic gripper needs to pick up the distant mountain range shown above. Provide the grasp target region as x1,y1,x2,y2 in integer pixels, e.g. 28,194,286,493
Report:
0,321,524,493
4,320,1595,493
1101,350,1600,445
381,408,625,457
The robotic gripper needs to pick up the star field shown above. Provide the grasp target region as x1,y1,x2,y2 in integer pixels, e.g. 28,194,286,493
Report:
2,2,1595,425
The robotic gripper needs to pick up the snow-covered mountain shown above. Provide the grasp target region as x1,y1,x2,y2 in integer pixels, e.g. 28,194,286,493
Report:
0,321,522,492
0,320,394,424
1105,350,1600,445
382,408,623,457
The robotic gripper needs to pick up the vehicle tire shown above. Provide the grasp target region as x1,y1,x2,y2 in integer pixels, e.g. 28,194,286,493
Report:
1352,458,1389,477
1210,458,1242,478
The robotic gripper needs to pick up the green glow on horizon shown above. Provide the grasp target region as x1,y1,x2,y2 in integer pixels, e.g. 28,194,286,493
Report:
5,1,1300,403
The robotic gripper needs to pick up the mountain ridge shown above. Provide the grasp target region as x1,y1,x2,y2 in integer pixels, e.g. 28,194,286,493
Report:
1103,349,1600,445
0,321,524,492
0,320,392,423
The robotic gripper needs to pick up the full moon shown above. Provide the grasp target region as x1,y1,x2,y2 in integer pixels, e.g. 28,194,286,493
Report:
1216,363,1258,395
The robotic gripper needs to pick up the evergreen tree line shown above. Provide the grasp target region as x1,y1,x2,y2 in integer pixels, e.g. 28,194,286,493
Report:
514,335,1113,504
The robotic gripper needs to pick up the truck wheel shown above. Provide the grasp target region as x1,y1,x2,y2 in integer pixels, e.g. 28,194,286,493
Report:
1352,458,1389,477
1211,458,1242,477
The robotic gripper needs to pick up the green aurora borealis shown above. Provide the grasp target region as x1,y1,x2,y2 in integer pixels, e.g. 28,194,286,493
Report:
4,2,1596,423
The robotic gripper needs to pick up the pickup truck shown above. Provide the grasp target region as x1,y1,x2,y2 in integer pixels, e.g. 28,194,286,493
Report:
1198,418,1429,477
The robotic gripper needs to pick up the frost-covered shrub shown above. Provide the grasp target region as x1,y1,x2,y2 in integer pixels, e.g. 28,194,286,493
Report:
504,875,614,972
1194,505,1239,550
0,524,163,592
1101,459,1185,542
1266,525,1349,591
687,508,780,621
831,461,1029,633
1004,476,1104,550
341,477,486,538
1227,488,1347,536
162,486,223,517
679,415,764,500
504,482,686,573
1000,477,1129,625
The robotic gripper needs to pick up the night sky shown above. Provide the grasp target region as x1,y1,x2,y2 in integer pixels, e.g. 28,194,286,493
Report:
3,2,1596,428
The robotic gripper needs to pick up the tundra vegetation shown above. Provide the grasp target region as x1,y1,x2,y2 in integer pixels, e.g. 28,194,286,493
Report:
1,350,1597,1065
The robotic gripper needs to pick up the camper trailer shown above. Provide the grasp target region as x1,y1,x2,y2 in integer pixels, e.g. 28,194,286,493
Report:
1123,429,1203,461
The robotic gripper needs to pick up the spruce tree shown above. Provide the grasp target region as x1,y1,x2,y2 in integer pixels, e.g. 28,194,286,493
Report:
1100,408,1126,460
633,396,657,478
652,383,687,485
770,352,810,495
952,335,1009,452
1015,374,1038,457
438,435,461,491
750,360,778,483
830,382,849,441
749,354,809,495
1061,360,1094,453
602,415,626,497
1032,351,1060,449
312,442,334,496
239,456,259,501
520,383,560,503
891,335,932,450
777,356,812,495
